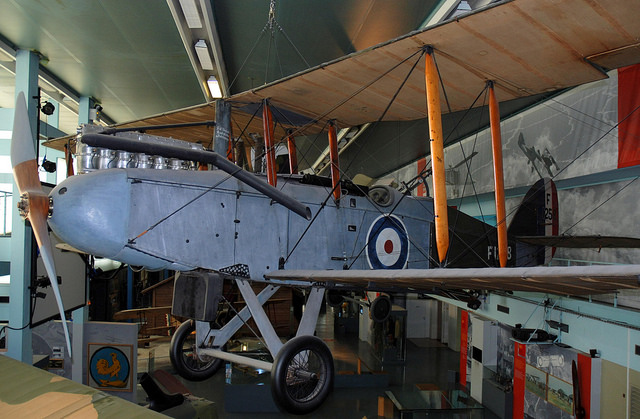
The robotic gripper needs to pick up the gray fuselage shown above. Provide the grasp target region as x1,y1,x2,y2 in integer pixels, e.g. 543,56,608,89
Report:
49,169,433,280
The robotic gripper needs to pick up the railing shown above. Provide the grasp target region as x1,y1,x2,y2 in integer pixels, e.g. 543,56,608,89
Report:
548,258,621,267
0,192,10,236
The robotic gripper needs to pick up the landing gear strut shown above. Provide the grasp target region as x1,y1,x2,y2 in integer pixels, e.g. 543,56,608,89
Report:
170,273,334,414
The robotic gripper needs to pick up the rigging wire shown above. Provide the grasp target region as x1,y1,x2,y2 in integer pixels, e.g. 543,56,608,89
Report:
447,97,640,266
567,178,640,233
285,48,437,267
407,53,640,267
286,48,427,138
388,56,639,268
396,54,497,268
232,46,428,185
443,85,492,267
127,172,239,243
219,291,269,351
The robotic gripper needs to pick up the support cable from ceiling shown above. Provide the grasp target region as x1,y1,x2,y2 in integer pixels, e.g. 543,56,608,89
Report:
227,0,310,92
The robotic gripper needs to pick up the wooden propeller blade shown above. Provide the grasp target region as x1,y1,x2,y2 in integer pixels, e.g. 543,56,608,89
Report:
11,92,40,194
29,199,72,358
11,92,72,358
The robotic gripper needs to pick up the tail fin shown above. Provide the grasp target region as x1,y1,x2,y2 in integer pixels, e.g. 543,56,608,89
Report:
508,178,558,266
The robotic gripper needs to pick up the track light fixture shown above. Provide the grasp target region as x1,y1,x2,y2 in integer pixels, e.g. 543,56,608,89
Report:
41,158,57,173
41,101,55,116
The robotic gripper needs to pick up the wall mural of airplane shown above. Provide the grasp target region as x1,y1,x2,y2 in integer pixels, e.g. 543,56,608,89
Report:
12,0,640,414
518,133,560,178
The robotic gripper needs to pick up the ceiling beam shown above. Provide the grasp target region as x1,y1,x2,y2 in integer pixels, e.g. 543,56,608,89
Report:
421,0,462,28
166,0,210,100
200,0,229,98
167,0,228,100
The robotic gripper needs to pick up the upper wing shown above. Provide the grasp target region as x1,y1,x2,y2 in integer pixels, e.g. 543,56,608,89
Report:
265,265,640,296
43,0,640,151
231,0,640,130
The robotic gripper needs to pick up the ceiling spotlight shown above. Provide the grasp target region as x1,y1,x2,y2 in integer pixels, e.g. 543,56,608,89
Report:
207,76,223,99
41,101,56,116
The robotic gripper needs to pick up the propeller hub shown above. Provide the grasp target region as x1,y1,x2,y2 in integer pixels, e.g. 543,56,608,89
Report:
17,192,53,219
17,193,29,219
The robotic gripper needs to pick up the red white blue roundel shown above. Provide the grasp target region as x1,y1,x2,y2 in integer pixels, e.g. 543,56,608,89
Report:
366,214,409,269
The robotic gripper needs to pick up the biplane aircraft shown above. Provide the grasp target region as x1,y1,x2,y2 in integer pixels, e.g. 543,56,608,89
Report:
11,0,640,414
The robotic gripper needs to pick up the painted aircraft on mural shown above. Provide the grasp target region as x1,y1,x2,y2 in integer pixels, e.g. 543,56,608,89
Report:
11,0,640,414
518,133,559,178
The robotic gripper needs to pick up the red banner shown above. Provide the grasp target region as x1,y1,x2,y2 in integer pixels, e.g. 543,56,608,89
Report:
417,158,428,197
459,310,468,385
577,353,592,419
618,64,640,168
512,342,526,419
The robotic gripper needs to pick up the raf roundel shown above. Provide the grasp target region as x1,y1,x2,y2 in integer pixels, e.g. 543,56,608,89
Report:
366,214,409,269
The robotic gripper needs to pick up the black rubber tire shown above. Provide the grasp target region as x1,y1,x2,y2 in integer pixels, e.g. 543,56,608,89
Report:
370,294,392,323
271,335,334,415
169,319,222,381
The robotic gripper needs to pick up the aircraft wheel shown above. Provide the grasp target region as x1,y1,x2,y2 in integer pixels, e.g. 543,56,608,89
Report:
271,335,334,414
370,294,392,323
169,319,222,381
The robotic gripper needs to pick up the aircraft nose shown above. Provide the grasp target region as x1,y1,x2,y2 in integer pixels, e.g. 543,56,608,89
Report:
48,170,131,259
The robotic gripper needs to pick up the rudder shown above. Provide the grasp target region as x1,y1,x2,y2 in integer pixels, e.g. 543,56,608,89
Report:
508,178,558,266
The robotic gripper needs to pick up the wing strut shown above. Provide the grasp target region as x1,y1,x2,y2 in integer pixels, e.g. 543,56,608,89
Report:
328,121,341,203
488,81,508,267
286,129,298,174
262,99,277,187
425,47,449,263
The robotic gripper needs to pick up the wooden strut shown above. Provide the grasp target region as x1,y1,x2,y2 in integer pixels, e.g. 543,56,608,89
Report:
488,81,508,267
424,47,449,263
64,143,74,177
262,99,277,187
286,130,298,174
226,137,235,162
328,121,341,202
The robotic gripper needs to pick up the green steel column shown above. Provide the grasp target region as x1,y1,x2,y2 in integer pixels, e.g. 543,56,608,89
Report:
78,96,94,125
8,50,39,362
71,97,92,381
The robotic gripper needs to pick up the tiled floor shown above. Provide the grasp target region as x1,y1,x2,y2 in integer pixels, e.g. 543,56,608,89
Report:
138,308,499,418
